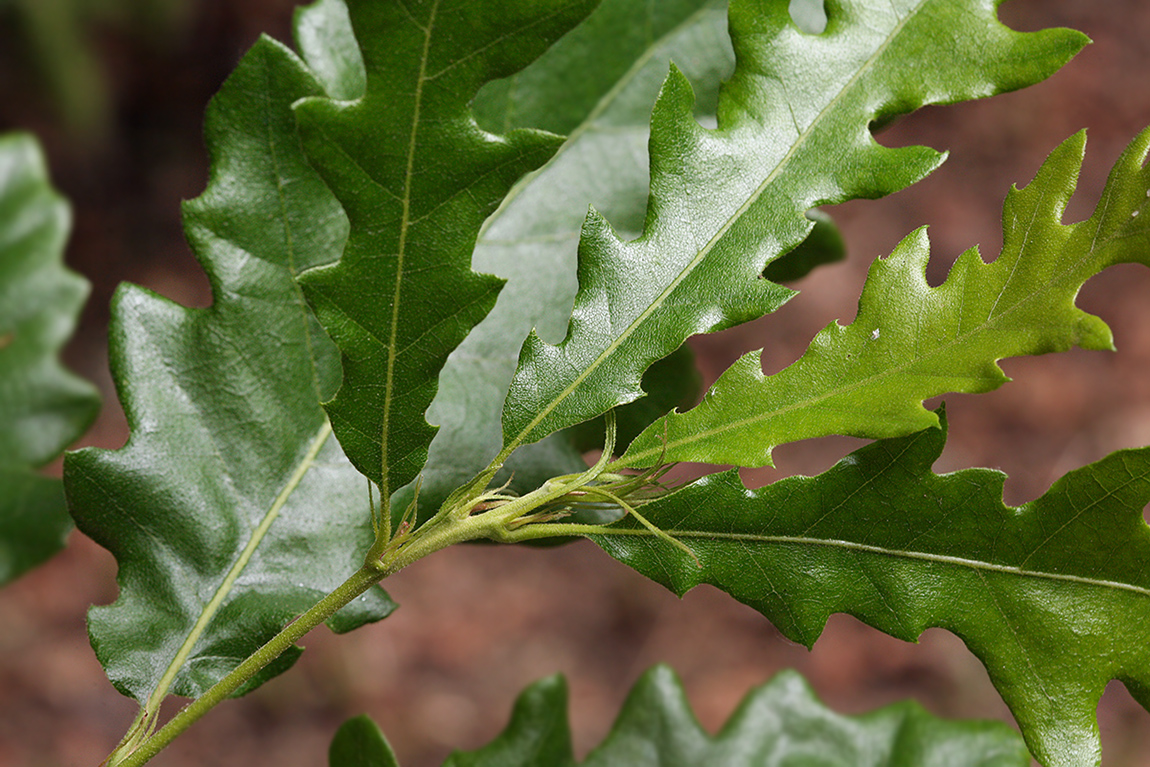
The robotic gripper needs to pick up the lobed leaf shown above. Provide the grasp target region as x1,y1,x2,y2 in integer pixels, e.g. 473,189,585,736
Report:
0,133,99,583
292,0,598,510
501,0,1087,455
63,18,395,715
623,127,1150,468
395,0,732,519
592,409,1150,766
330,666,1028,766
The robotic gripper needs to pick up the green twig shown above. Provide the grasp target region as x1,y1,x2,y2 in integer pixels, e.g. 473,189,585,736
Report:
109,565,383,767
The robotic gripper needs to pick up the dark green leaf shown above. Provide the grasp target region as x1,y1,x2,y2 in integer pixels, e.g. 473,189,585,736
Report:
501,0,1086,455
623,128,1150,468
335,666,1028,766
442,675,574,767
293,0,598,511
593,409,1150,766
64,27,395,719
0,133,99,583
0,470,70,583
329,715,401,767
583,666,1026,767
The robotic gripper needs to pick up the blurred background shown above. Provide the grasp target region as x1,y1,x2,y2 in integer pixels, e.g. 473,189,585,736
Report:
2,1,1150,765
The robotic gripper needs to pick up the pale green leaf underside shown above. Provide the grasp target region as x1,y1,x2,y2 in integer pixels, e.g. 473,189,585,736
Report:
623,127,1150,468
293,0,597,509
64,20,394,709
0,133,99,583
501,0,1086,453
294,0,366,101
395,0,733,519
593,411,1150,767
331,666,1028,766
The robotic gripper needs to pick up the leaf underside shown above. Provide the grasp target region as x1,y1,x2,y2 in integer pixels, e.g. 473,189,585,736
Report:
593,408,1150,767
0,133,99,584
330,666,1028,766
623,127,1150,468
64,15,395,707
293,0,599,511
394,0,732,521
500,0,1087,456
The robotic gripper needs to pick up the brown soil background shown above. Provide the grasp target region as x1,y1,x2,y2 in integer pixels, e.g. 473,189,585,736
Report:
2,1,1150,765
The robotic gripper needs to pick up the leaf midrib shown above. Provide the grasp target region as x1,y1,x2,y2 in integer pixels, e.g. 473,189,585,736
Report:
139,58,338,713
504,2,920,452
590,526,1150,598
142,421,332,715
380,0,440,503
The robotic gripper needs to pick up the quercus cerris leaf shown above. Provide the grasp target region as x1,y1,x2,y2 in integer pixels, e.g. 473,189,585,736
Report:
333,666,1029,766
64,18,394,714
393,0,731,521
593,409,1150,767
292,0,598,511
500,0,1087,456
622,127,1150,468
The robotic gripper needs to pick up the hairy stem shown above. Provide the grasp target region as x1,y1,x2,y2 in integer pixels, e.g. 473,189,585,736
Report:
109,565,383,767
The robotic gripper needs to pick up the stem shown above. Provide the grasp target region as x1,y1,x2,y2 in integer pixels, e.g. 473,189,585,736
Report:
111,565,382,767
109,508,508,767
108,416,628,766
498,521,618,543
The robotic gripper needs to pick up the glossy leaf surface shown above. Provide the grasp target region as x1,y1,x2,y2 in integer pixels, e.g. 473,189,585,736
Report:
0,133,98,583
396,0,731,517
502,0,1086,453
332,666,1028,766
623,128,1150,468
64,26,395,710
594,411,1150,766
293,0,597,509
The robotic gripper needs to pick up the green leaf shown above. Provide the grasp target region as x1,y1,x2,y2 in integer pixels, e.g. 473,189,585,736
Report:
294,0,365,102
63,25,395,719
293,0,598,510
396,0,731,519
591,409,1150,767
623,127,1150,469
582,666,1027,766
442,675,574,767
329,715,400,767
500,0,1087,455
0,132,99,583
336,666,1028,766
